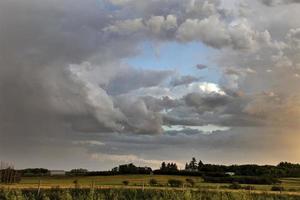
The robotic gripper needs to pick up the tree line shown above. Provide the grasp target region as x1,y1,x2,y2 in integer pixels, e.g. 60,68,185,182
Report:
16,159,300,179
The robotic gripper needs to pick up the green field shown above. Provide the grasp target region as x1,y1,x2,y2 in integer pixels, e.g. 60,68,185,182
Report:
2,175,300,192
2,176,300,199
5,175,202,188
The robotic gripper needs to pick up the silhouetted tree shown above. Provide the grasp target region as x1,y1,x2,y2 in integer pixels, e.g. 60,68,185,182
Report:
160,162,166,171
185,163,189,170
198,160,204,171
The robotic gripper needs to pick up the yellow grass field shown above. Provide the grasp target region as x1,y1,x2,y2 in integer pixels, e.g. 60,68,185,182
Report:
2,175,300,194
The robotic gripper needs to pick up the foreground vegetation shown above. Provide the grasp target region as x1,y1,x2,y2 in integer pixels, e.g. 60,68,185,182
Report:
2,175,300,199
1,188,300,200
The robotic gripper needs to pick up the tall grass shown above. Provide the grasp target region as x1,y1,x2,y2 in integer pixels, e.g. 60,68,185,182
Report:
0,188,299,200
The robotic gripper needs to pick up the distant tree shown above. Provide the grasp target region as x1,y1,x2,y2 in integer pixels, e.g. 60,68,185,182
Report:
185,163,189,170
118,163,137,174
186,157,198,171
160,162,166,171
111,164,152,174
20,168,49,176
111,167,118,172
167,163,171,169
70,168,88,175
198,160,204,171
170,163,178,171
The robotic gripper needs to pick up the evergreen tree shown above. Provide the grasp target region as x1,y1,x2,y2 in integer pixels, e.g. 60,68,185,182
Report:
160,162,166,171
189,157,198,171
198,160,204,171
185,163,189,170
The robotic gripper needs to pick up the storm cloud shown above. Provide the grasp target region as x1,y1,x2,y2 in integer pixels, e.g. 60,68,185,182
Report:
1,0,300,170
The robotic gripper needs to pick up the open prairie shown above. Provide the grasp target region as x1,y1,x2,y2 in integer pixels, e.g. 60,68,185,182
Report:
2,175,300,193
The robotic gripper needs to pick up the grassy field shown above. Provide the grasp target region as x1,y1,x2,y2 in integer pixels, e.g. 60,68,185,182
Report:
4,175,202,188
2,175,300,192
2,176,300,199
1,187,300,200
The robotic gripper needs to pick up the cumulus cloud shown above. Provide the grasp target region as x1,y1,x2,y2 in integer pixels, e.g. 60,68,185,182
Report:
103,15,178,39
106,67,173,95
177,16,231,48
2,0,300,169
260,0,300,6
170,75,200,86
177,15,271,50
103,18,145,35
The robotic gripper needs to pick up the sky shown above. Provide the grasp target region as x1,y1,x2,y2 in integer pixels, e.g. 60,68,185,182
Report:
1,0,300,170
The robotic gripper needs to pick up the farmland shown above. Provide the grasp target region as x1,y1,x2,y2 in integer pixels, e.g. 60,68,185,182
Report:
2,175,300,199
4,175,300,191
7,175,201,189
3,161,300,199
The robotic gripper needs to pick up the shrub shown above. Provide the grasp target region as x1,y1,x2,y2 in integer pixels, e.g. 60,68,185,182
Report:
122,180,129,186
271,186,284,191
149,178,158,186
168,179,183,187
228,182,242,189
185,178,195,187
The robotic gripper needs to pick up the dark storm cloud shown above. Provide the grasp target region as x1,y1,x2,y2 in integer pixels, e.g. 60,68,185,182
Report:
2,0,300,169
170,75,200,86
106,67,173,95
185,93,230,109
141,96,181,112
0,0,169,161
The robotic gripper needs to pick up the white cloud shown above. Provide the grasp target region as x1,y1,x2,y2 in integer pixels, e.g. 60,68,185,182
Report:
129,82,225,100
177,16,231,48
163,124,230,134
103,18,145,35
147,15,177,34
73,140,105,146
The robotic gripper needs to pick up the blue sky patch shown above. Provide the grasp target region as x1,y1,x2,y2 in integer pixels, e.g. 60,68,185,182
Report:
124,41,222,83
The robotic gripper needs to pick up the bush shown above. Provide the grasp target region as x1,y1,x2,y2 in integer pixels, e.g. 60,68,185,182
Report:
228,182,242,189
149,179,158,186
185,178,195,187
122,180,129,186
271,186,284,191
168,179,183,187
